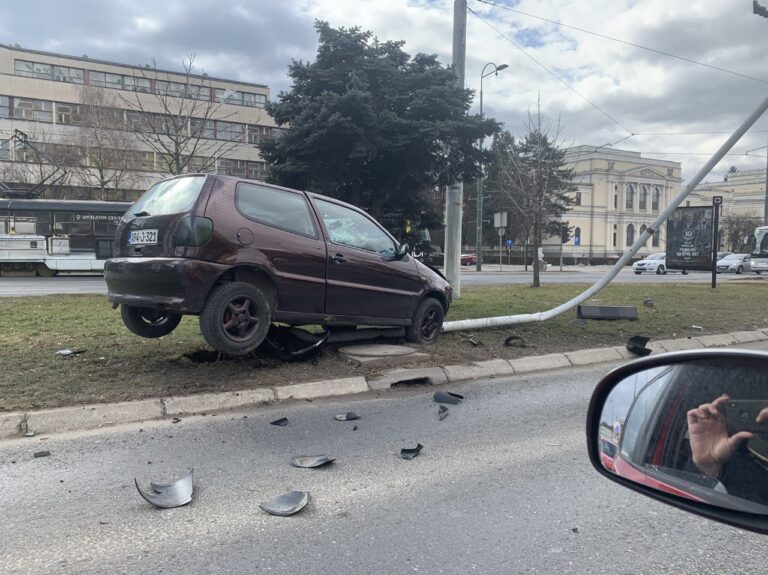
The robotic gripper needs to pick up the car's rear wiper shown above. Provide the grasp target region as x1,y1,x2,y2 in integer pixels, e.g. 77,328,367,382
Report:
132,210,150,217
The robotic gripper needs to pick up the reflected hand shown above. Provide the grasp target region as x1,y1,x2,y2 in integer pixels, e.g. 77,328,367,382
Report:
687,395,754,478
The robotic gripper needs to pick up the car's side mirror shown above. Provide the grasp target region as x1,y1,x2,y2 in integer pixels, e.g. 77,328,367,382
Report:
587,350,768,534
396,243,409,259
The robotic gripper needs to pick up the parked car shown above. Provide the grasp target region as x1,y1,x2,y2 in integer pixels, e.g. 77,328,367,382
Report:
105,174,452,355
631,253,688,275
460,253,477,266
716,253,751,274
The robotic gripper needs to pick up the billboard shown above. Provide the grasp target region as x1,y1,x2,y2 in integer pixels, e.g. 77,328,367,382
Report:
665,206,714,271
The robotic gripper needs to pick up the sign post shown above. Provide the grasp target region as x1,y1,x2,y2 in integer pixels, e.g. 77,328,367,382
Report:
494,212,508,272
712,196,723,288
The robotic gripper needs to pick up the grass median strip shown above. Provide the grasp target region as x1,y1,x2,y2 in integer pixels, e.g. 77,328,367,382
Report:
1,282,766,412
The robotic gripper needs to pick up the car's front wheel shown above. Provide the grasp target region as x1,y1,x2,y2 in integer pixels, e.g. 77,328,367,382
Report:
656,265,666,275
736,266,743,274
406,298,444,345
121,305,182,338
199,282,271,355
682,269,689,275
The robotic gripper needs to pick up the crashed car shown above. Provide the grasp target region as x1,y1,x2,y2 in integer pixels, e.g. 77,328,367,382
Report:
105,174,451,355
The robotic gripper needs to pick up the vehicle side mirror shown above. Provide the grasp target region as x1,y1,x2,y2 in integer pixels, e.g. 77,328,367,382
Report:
587,350,768,534
396,243,409,259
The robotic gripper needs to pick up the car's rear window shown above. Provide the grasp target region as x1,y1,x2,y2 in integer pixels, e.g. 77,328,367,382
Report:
128,176,207,217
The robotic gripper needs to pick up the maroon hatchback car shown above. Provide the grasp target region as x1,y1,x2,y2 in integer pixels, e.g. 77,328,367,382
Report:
105,174,451,355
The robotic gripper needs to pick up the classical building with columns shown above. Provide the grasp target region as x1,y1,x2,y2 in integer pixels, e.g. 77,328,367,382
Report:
542,146,682,263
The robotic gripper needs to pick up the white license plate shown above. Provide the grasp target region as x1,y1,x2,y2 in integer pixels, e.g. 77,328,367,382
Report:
128,229,158,245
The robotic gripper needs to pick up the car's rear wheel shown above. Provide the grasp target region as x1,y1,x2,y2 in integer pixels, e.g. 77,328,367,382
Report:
682,269,688,275
121,305,182,338
406,298,444,345
36,264,58,277
656,265,666,275
199,282,271,355
736,266,743,274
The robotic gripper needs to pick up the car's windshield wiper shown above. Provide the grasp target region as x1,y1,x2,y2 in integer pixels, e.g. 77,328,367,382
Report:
132,210,150,217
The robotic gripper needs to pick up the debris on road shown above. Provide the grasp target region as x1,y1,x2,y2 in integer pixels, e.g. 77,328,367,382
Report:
270,417,289,427
459,337,482,347
263,326,328,362
33,450,51,458
291,455,335,468
171,417,181,424
643,298,654,308
23,431,36,437
504,335,527,348
438,405,449,420
260,491,309,516
434,391,464,405
626,335,652,357
56,348,86,356
691,325,704,331
135,470,194,509
400,443,424,460
334,412,360,421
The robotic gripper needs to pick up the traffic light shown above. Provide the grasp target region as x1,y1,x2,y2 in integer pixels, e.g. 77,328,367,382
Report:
561,222,571,243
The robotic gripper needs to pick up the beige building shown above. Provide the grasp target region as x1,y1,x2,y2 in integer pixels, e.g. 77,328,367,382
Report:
543,146,682,263
688,169,767,220
0,44,280,200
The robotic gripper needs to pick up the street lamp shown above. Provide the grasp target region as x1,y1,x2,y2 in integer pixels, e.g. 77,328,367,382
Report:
476,62,508,271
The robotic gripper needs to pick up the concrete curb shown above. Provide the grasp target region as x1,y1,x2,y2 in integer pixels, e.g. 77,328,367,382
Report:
2,329,767,440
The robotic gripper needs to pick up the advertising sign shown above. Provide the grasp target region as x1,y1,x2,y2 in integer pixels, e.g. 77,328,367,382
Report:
665,206,714,271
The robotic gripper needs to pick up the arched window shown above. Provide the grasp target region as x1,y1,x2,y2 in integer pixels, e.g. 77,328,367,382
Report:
626,223,635,246
574,227,581,244
612,224,617,248
626,185,635,210
614,194,618,209
639,186,648,210
652,186,661,211
640,224,648,247
652,228,660,247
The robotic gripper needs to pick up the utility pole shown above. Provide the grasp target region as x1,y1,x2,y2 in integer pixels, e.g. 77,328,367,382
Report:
444,0,467,298
764,138,768,226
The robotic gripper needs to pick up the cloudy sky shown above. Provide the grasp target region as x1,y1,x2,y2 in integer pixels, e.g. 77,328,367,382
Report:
2,0,767,182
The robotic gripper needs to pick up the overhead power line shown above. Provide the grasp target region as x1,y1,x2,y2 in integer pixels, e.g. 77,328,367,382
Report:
473,0,768,84
468,6,635,135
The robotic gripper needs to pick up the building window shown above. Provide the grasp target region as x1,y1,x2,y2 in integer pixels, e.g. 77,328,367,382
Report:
613,194,618,209
124,76,152,93
626,185,635,210
187,84,211,101
574,192,582,206
156,80,186,98
612,224,617,248
640,224,648,247
13,98,53,122
639,186,648,210
216,121,245,142
574,227,581,243
246,161,270,181
191,119,215,139
0,96,9,118
248,125,272,144
89,71,106,87
0,139,9,161
242,92,266,108
218,158,247,177
652,186,661,211
55,102,82,125
15,60,35,78
652,229,660,247
626,224,635,246
54,66,84,84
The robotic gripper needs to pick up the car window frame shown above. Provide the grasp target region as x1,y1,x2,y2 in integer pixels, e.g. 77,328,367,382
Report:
311,196,399,258
235,181,319,240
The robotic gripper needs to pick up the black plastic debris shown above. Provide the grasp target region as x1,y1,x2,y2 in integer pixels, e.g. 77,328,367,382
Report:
270,417,289,427
434,391,464,405
135,470,194,509
263,326,328,362
459,337,482,347
260,491,309,516
334,412,360,422
291,455,335,468
626,335,652,357
643,298,655,308
23,431,36,437
504,335,527,348
33,450,51,458
56,348,86,356
171,417,181,424
438,405,449,420
400,443,424,460
352,425,358,431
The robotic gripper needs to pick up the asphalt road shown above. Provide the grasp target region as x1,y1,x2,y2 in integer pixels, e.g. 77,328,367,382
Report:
2,360,765,574
0,267,755,297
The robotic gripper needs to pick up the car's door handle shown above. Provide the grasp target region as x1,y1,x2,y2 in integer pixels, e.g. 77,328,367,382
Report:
329,253,346,263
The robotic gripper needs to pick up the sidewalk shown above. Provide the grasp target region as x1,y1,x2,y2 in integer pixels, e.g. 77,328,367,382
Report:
2,329,766,440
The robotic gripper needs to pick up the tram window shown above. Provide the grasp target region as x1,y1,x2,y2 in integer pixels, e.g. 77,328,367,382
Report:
54,213,92,236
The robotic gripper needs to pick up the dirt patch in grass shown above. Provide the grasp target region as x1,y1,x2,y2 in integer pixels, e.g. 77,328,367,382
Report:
1,282,767,411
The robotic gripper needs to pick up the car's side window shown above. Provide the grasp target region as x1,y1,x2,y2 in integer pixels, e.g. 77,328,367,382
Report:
315,199,396,257
236,182,317,238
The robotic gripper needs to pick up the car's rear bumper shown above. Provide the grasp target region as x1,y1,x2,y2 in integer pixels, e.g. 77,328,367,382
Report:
105,257,229,313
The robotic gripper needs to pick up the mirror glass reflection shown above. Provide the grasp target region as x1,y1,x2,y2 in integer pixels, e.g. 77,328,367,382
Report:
599,358,768,514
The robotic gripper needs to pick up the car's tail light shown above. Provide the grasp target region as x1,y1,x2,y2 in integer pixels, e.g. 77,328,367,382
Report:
175,216,213,247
